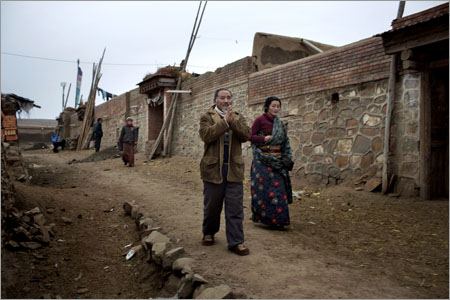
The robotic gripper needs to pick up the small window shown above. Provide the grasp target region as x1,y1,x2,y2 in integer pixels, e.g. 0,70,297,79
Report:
331,93,339,103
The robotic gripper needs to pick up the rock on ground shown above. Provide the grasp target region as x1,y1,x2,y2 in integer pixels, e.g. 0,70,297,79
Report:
195,284,232,299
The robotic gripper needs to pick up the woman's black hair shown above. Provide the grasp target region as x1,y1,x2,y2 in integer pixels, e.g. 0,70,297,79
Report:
264,96,281,112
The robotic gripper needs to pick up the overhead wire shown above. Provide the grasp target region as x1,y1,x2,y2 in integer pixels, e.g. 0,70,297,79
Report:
0,51,215,69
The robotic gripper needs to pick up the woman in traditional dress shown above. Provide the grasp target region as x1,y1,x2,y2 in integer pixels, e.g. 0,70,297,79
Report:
119,117,138,167
249,96,293,230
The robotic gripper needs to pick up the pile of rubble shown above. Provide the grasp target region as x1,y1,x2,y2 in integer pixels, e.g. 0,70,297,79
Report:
123,201,236,299
3,141,30,183
3,207,56,251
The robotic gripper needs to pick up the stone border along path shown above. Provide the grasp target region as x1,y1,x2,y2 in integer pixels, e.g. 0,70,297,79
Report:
123,201,237,299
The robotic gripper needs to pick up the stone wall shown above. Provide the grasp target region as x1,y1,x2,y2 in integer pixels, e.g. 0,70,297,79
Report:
390,72,422,196
171,57,257,159
277,79,389,185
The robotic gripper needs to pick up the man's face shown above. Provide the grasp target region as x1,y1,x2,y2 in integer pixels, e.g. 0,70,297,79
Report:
99,119,102,124
214,90,232,112
127,120,133,125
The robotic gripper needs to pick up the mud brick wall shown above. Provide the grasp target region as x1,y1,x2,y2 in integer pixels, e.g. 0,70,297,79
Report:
171,57,257,158
67,112,83,139
390,72,422,196
95,88,148,152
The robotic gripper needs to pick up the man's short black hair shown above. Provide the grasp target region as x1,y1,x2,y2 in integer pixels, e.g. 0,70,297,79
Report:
213,88,233,100
97,118,102,122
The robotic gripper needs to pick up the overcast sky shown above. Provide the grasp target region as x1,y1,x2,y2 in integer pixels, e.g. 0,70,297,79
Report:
1,1,446,119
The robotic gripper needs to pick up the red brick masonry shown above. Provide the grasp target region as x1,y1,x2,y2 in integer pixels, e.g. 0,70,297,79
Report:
248,37,391,105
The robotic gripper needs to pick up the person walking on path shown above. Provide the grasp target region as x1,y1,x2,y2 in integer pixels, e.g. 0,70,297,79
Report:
93,118,103,152
249,96,294,230
119,117,138,167
199,88,252,256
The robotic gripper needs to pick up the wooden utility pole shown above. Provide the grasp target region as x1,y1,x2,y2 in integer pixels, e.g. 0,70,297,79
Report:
382,1,406,194
148,1,207,159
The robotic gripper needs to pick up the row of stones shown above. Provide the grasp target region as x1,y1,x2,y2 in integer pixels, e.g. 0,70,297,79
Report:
122,201,234,299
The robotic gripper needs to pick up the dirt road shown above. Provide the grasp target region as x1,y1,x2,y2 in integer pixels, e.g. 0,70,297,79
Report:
3,149,449,299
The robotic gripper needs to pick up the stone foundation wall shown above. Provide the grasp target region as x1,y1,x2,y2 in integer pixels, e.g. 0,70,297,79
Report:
390,72,421,196
275,79,389,185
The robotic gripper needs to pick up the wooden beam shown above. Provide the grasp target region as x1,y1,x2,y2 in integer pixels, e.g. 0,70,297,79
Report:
383,25,449,54
420,71,432,199
166,90,192,94
430,58,449,68
382,1,405,194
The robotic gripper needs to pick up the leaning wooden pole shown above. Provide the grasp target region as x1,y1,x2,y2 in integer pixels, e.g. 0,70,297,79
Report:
381,1,405,194
148,1,207,159
76,48,106,150
165,1,208,156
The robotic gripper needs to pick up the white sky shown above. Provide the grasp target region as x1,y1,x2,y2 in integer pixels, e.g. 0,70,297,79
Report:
1,1,446,119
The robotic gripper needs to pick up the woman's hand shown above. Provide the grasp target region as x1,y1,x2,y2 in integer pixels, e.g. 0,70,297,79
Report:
264,135,272,142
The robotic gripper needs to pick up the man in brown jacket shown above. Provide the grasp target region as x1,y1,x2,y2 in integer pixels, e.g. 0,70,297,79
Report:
199,88,252,256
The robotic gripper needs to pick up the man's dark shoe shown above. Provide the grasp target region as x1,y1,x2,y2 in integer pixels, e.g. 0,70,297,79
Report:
202,235,214,246
230,244,249,256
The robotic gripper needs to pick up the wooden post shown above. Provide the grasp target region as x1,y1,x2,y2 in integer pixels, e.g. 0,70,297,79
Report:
63,83,72,110
148,1,207,159
76,48,106,150
420,71,431,199
381,1,406,194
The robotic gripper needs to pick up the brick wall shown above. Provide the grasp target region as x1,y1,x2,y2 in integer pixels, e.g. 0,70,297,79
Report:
94,88,148,152
248,37,390,105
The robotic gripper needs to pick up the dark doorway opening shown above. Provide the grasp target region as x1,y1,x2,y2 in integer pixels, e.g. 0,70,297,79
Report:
428,66,449,199
148,103,164,155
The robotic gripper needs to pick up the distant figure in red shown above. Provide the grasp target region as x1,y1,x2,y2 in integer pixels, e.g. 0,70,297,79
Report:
119,117,138,167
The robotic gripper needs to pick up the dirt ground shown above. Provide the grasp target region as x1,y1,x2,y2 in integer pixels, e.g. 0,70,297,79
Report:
2,148,449,299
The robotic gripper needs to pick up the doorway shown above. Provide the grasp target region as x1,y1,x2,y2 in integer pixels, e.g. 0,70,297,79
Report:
429,66,449,198
422,66,449,199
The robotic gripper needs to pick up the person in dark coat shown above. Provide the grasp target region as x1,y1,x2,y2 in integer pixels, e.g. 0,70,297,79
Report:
93,118,103,152
119,117,138,167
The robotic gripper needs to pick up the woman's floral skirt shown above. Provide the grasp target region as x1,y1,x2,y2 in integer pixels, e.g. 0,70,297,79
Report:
250,158,290,226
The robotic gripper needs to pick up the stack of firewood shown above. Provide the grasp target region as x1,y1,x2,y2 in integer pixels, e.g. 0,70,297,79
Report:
76,49,105,150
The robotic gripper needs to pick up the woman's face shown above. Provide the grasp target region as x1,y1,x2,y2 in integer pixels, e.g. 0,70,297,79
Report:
267,101,281,116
